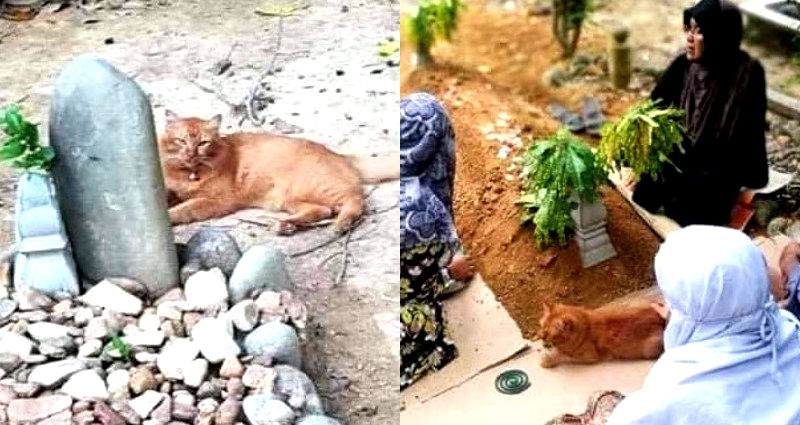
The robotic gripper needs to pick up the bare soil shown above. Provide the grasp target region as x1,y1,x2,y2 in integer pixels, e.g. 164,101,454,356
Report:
401,5,661,340
0,1,399,423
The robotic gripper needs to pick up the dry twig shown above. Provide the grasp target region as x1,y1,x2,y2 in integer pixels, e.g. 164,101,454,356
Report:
244,14,284,126
335,229,352,286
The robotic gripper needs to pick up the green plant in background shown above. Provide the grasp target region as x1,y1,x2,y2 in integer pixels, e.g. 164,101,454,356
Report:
401,0,462,66
598,99,686,182
518,128,606,247
103,332,132,361
0,106,55,173
552,0,591,58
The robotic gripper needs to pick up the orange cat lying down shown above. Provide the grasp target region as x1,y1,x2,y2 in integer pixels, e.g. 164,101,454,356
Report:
159,111,399,233
537,302,666,368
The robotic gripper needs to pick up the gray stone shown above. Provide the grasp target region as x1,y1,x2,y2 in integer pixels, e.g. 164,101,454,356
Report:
242,365,275,393
296,416,343,425
191,318,240,364
0,353,22,373
181,228,242,282
12,173,80,300
38,336,77,358
78,339,103,358
216,397,242,425
150,395,172,424
243,395,294,425
81,281,143,315
28,358,86,388
243,322,301,368
49,55,179,298
227,300,258,332
129,367,157,395
219,356,244,379
196,379,223,399
95,401,128,425
273,365,323,414
14,287,55,311
106,369,130,400
60,369,109,401
228,244,291,304
184,268,229,311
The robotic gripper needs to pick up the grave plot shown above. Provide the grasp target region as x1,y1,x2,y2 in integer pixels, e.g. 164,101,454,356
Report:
0,1,400,424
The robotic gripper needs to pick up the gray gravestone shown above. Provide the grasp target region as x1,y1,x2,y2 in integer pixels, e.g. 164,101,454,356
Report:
49,55,178,297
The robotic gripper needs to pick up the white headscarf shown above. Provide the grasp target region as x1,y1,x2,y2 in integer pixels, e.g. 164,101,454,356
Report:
608,225,800,425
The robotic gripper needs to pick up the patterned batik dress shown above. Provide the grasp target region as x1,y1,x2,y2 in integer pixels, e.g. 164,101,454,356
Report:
400,242,458,389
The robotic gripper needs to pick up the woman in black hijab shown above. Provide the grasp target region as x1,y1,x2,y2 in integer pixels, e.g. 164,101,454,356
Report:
631,0,769,226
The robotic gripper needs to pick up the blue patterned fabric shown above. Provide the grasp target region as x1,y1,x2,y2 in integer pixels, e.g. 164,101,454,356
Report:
400,92,460,251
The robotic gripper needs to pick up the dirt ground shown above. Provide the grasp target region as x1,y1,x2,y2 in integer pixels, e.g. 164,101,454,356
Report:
401,5,662,340
0,1,399,423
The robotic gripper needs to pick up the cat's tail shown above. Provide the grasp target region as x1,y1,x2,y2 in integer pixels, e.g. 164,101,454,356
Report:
346,150,400,184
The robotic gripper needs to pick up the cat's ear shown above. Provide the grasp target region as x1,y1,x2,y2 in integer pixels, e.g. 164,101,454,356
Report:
165,109,179,126
205,114,223,131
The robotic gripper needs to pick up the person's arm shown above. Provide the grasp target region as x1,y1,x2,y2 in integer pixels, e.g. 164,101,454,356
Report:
650,55,688,108
737,60,769,190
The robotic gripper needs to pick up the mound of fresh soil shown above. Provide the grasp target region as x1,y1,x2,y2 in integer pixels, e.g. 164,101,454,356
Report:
401,6,662,339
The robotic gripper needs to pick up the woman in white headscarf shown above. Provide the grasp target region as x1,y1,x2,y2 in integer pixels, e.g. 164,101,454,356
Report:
607,225,800,425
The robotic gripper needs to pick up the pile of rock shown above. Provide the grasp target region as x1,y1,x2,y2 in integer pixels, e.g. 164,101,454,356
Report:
0,229,341,425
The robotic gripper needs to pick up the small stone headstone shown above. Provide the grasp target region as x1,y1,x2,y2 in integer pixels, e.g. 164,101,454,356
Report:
49,55,179,298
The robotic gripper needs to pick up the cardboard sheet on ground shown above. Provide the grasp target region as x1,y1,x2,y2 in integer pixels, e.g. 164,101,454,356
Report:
401,342,654,425
401,273,529,407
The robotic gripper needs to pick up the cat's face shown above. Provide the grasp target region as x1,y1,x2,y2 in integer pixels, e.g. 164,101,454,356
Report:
162,110,223,179
538,302,579,347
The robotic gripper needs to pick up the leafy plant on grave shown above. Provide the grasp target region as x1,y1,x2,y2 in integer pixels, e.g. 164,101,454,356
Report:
552,0,591,58
103,332,132,362
401,0,462,65
597,99,686,182
0,105,55,174
518,128,607,247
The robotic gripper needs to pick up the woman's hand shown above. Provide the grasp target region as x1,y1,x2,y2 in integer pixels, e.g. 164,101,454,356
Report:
620,167,637,192
447,254,475,282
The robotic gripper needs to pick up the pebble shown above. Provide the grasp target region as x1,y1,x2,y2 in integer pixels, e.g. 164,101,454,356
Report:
81,281,143,315
183,358,209,388
150,395,172,424
7,394,72,423
78,338,103,358
226,377,246,400
172,390,198,421
191,318,241,363
181,228,242,280
184,268,229,311
273,365,323,413
84,317,110,340
14,287,56,311
128,390,165,419
105,277,149,300
196,379,223,399
95,401,128,425
28,358,86,388
130,367,158,395
106,369,131,399
138,309,161,332
73,307,94,326
216,397,242,425
198,397,220,414
0,331,32,358
243,322,301,368
220,356,244,379
242,365,276,393
227,300,259,332
27,322,71,341
157,338,199,380
0,298,17,321
0,353,22,373
122,329,166,347
243,395,295,425
229,244,292,304
61,369,109,400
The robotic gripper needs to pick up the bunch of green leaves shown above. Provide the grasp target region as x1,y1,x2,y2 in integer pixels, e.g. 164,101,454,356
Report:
103,332,132,361
401,0,462,57
518,128,606,247
0,106,55,173
377,38,400,57
552,0,591,57
597,99,686,182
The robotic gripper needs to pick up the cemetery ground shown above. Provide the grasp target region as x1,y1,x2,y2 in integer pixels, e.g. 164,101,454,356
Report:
0,0,399,424
401,0,800,339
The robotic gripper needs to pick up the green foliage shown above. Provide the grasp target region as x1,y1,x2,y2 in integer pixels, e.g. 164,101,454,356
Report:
598,99,686,182
552,0,591,58
401,0,462,59
0,106,55,174
103,332,132,361
518,128,606,247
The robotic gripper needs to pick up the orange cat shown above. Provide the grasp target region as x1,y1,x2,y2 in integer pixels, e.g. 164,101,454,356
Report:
159,111,399,233
537,302,665,368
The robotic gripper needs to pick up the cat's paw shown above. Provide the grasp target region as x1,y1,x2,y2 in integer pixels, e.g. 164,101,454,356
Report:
277,221,298,236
